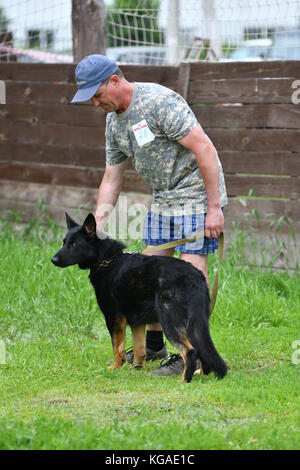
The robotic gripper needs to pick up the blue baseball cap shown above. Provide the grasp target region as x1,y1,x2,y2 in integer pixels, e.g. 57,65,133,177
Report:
71,54,118,103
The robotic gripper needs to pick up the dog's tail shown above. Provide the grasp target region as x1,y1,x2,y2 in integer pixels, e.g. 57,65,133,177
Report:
196,327,227,379
188,299,227,380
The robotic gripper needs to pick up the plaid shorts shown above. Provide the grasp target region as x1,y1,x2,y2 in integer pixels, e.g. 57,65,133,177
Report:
142,210,221,255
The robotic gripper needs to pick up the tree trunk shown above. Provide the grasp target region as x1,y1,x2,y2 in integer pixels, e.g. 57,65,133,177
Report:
72,0,107,63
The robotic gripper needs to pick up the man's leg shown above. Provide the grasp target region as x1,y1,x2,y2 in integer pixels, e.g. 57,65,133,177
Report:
144,246,173,356
180,253,209,290
145,245,174,333
146,250,210,357
126,245,173,363
151,250,213,378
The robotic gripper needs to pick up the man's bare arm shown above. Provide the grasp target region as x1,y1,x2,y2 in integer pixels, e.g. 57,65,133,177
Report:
178,125,224,239
95,159,128,231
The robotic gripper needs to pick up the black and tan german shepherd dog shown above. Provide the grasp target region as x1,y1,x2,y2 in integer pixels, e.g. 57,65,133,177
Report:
51,213,227,383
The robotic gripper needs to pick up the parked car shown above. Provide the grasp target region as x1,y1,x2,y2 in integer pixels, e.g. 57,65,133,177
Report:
107,46,166,65
226,38,272,61
266,31,300,60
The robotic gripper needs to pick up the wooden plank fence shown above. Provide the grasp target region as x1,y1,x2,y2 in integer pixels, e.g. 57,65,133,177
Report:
0,61,299,267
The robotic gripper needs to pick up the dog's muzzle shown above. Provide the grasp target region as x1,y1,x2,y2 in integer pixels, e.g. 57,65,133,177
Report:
51,255,61,266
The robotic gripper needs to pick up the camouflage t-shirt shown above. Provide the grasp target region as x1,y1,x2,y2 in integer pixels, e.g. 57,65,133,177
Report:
105,82,227,215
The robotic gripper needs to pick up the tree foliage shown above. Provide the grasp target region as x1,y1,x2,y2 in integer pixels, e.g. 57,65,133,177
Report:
0,6,10,32
107,0,162,47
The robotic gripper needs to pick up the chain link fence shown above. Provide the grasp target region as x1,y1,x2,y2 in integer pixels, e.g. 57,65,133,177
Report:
1,0,300,63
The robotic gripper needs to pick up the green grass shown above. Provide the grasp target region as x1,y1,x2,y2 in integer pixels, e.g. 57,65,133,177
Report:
0,216,299,450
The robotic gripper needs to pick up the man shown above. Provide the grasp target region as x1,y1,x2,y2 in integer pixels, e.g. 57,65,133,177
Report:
71,54,227,377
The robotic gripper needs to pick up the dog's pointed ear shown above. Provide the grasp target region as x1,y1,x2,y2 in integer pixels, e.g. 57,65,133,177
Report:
83,213,97,237
65,212,78,229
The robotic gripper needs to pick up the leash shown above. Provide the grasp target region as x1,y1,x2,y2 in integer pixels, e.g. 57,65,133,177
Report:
96,231,224,314
128,230,224,315
139,229,205,254
209,232,224,314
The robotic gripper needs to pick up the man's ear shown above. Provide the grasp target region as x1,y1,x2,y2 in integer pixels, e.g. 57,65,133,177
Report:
83,213,97,237
65,212,78,229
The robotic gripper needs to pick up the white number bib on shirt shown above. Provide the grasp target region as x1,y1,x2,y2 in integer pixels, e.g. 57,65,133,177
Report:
132,119,155,147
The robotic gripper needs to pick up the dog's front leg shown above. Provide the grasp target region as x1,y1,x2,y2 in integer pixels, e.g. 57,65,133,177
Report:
109,316,127,370
131,325,146,369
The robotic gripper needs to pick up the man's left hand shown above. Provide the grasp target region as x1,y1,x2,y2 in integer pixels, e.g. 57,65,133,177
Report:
205,207,224,239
